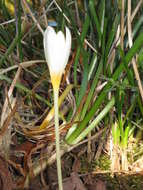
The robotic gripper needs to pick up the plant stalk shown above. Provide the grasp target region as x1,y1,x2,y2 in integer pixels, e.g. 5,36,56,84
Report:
53,87,63,190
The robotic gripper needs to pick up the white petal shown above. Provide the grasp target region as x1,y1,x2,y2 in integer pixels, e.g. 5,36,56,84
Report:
43,26,56,69
64,27,71,68
50,31,66,74
43,26,71,75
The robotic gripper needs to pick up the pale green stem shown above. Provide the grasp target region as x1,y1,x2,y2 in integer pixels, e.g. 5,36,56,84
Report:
53,87,63,190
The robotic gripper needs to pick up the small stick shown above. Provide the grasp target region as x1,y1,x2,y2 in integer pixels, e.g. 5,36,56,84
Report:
22,0,44,34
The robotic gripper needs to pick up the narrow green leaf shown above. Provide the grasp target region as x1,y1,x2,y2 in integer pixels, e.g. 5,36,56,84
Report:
81,58,103,119
89,0,102,44
74,14,90,104
105,14,120,63
122,125,130,149
0,36,18,66
69,97,115,145
66,32,143,144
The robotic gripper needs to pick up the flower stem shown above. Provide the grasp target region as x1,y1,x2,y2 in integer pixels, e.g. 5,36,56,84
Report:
53,87,63,190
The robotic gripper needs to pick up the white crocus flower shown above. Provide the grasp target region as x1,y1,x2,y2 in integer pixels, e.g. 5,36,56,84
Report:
44,26,71,89
43,26,71,190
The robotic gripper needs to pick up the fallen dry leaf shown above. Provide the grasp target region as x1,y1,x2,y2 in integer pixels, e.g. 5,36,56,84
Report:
61,172,86,190
87,180,106,190
0,156,14,190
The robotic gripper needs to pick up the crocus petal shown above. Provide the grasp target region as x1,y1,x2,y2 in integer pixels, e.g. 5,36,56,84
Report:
51,31,66,74
44,26,56,67
64,27,71,69
43,26,71,77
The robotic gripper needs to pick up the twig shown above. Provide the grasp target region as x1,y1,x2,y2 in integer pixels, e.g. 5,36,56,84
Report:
0,60,45,75
41,0,48,27
131,0,143,21
87,132,92,162
1,66,22,126
22,0,44,34
0,19,16,26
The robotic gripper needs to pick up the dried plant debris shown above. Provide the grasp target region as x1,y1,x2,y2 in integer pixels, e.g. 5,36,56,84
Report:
0,0,143,189
0,156,14,190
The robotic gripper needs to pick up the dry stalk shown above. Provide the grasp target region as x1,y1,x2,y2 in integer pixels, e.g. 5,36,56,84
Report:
120,0,125,50
22,0,44,34
87,132,92,162
40,0,48,27
1,66,22,124
0,60,45,75
108,0,143,65
127,0,143,103
0,66,21,158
